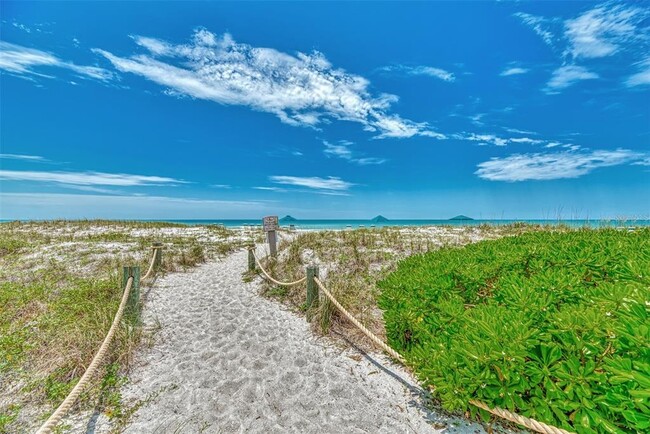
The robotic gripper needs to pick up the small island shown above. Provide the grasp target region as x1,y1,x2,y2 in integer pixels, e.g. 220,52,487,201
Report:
449,215,474,221
371,215,389,222
279,215,298,222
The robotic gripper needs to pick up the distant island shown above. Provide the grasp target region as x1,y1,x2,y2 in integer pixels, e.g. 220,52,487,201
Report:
449,215,474,221
371,215,389,222
280,215,298,222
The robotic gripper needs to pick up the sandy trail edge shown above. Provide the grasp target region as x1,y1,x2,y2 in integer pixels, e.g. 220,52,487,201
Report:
69,249,493,434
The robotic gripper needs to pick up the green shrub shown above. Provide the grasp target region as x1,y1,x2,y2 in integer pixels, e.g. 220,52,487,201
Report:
378,228,650,433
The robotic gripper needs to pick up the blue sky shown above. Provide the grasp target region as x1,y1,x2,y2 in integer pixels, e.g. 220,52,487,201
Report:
1,1,648,220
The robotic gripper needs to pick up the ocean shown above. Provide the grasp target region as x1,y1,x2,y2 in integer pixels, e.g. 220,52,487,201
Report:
160,219,650,230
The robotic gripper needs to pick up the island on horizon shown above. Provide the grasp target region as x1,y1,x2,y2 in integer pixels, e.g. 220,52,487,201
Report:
449,215,474,221
279,215,298,222
371,215,389,222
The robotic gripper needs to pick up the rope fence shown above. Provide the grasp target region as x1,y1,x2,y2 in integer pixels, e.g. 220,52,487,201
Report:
36,244,163,434
250,247,574,434
250,249,306,287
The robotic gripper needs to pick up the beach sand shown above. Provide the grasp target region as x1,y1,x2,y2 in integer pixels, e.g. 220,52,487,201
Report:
67,247,495,433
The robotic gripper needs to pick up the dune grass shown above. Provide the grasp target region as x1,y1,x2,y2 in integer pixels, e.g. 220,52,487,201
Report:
0,220,245,432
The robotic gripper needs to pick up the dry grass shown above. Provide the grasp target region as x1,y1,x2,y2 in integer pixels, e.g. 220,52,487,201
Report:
0,220,248,433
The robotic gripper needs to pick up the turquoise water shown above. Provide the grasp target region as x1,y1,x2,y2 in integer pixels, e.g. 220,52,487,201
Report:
163,219,650,230
2,218,648,230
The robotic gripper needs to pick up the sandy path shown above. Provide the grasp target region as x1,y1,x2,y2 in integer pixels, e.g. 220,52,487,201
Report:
103,250,487,434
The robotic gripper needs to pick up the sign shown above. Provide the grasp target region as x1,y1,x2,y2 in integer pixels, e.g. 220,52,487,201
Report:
262,215,279,232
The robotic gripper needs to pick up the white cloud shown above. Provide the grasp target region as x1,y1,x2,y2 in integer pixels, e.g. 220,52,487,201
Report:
0,170,186,187
378,64,455,82
457,132,564,148
210,184,231,189
95,29,441,139
0,193,266,220
632,157,650,166
0,41,114,81
545,65,598,92
500,67,529,76
515,12,556,47
322,140,387,165
626,57,650,87
323,141,353,159
564,3,648,59
253,186,287,192
509,137,544,145
269,175,353,191
476,148,643,181
504,127,537,135
11,22,31,33
0,153,47,162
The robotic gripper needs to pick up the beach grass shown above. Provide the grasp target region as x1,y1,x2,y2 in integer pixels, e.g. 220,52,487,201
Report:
0,220,245,432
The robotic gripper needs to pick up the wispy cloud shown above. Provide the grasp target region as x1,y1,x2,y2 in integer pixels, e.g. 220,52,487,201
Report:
455,133,544,147
0,170,186,187
545,65,598,92
500,67,529,76
0,153,48,162
0,41,114,81
378,64,455,82
269,175,353,192
514,12,557,47
516,3,649,91
564,3,648,59
476,148,643,181
626,57,650,87
253,186,288,192
210,184,231,189
632,157,650,166
323,140,386,165
94,29,442,139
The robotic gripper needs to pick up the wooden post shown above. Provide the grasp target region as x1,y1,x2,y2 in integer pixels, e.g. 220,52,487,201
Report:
248,246,256,272
267,230,277,258
306,265,319,320
153,242,163,268
262,216,279,259
123,266,141,321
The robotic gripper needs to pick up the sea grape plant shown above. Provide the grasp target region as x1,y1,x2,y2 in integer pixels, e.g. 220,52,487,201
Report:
378,228,650,433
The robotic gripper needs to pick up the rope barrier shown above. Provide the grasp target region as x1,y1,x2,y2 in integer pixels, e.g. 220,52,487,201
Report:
36,246,161,434
141,246,161,281
470,400,573,434
311,276,574,434
251,250,307,287
36,277,134,434
313,277,405,364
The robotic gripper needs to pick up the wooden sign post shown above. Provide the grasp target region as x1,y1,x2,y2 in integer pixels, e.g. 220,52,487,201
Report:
262,215,279,258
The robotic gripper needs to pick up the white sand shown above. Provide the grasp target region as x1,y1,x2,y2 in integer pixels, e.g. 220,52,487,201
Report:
71,249,496,433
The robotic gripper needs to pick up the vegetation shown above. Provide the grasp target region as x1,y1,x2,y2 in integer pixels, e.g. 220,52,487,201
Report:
0,220,245,432
378,228,649,433
258,224,536,347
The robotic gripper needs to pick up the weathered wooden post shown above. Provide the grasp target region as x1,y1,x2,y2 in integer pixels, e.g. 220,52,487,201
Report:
306,265,319,320
262,215,279,258
247,245,256,272
153,242,163,269
123,266,141,321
